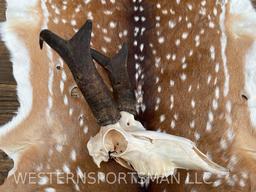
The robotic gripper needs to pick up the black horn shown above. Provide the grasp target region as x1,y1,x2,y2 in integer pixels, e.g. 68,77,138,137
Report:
91,43,136,115
39,20,121,126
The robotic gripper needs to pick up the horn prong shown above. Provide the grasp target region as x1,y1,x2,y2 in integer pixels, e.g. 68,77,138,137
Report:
91,43,137,115
91,48,111,71
39,20,121,126
70,19,92,48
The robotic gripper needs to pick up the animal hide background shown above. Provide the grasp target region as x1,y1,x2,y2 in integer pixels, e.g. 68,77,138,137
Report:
0,0,256,192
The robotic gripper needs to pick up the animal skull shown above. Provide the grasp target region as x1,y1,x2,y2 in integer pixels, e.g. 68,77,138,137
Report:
40,20,228,178
87,112,229,177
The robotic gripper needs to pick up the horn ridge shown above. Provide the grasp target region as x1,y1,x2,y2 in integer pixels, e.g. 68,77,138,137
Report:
39,20,121,126
91,43,137,115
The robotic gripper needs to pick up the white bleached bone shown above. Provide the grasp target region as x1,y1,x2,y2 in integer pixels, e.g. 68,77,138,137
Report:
87,113,228,177
118,111,145,131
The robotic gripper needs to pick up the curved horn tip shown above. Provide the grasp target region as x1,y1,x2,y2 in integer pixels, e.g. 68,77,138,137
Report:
39,29,48,49
39,29,52,49
39,29,51,38
39,38,44,49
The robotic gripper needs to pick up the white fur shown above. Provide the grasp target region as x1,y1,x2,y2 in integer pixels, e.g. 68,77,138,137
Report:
41,0,55,121
0,29,32,137
45,188,56,192
220,0,229,97
4,0,40,29
245,43,256,127
230,0,256,38
0,0,41,175
230,0,256,127
0,0,41,136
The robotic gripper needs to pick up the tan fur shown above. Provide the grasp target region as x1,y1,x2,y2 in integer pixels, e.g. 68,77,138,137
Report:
1,0,256,191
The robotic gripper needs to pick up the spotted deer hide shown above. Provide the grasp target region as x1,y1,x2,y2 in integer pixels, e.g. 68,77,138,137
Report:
0,0,256,192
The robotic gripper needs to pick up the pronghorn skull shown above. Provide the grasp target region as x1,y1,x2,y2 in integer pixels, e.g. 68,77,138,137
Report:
87,113,229,177
40,19,228,178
